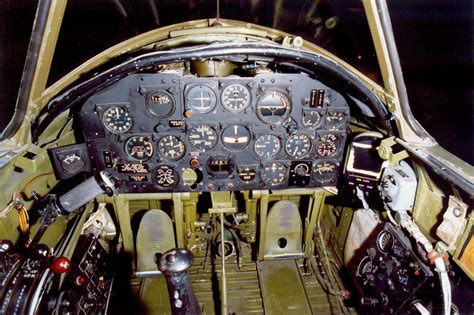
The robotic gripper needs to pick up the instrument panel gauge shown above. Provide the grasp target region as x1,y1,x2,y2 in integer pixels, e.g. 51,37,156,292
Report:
188,124,218,152
186,85,217,114
254,134,281,159
158,135,186,160
302,110,321,130
313,161,338,183
125,136,153,162
147,91,175,118
102,106,132,133
285,133,312,159
256,90,291,125
326,110,346,129
238,166,257,182
60,153,85,173
222,125,251,151
155,165,176,187
221,83,251,112
376,231,394,253
316,134,339,157
261,162,287,186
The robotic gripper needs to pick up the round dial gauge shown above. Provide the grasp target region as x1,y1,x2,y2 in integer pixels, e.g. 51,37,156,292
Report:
155,165,176,187
186,85,217,114
316,134,339,157
285,133,312,159
188,124,218,152
302,110,321,130
125,136,154,162
221,83,251,112
60,153,85,173
256,90,291,125
102,106,133,133
158,135,186,160
147,91,175,118
313,161,337,183
377,231,394,253
221,125,251,151
254,134,281,159
326,110,346,128
238,166,257,182
261,162,287,186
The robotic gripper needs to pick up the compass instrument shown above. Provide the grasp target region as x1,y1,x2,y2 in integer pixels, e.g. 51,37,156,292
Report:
158,135,186,160
254,134,281,159
221,83,251,112
188,124,218,152
285,133,312,159
222,125,251,151
102,106,133,133
124,136,153,162
186,85,217,114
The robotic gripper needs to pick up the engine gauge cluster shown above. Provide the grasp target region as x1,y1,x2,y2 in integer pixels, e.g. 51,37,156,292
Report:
75,73,350,193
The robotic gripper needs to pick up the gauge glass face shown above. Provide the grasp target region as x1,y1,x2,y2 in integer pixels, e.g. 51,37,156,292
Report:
238,166,257,182
256,90,291,125
125,136,154,162
147,91,175,118
302,110,321,130
285,133,312,159
60,153,85,173
313,161,337,183
326,110,346,128
221,125,251,151
261,162,287,186
158,135,186,160
221,83,251,112
155,165,176,187
186,85,217,114
316,134,339,157
102,106,133,133
377,231,394,253
254,134,281,159
188,124,218,152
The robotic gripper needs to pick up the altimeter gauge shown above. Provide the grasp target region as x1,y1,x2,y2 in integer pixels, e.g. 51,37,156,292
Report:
254,134,281,159
221,83,251,112
188,124,218,152
158,135,186,160
285,133,312,159
186,85,217,114
102,106,133,133
155,165,176,188
124,136,153,162
222,125,251,151
261,162,287,186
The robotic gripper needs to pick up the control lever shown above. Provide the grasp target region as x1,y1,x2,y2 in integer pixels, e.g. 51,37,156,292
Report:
157,248,201,315
30,172,117,247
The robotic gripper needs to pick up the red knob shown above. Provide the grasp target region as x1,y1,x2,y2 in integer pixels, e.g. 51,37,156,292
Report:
51,256,71,274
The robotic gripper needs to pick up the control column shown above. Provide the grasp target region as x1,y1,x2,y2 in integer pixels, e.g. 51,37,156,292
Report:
157,248,201,315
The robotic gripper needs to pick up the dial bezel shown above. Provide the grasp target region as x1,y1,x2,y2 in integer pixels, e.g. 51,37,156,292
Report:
158,135,186,160
253,134,281,159
220,83,252,112
124,135,154,162
102,106,133,134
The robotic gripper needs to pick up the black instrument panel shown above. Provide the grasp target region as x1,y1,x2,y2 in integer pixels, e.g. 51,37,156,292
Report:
69,73,350,193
